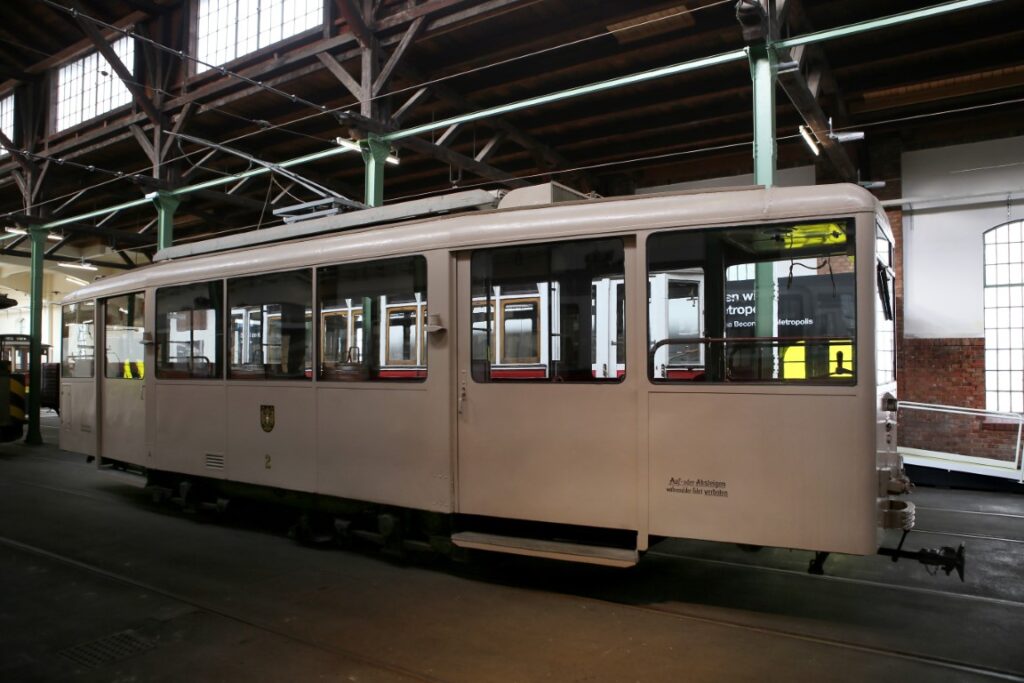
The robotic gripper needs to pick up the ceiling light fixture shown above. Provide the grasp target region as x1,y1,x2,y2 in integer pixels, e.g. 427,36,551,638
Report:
5,227,66,242
335,137,400,165
64,275,90,286
58,261,99,272
799,125,820,157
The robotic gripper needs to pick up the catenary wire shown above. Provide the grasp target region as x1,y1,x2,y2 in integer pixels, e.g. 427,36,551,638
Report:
6,0,740,220
5,0,1023,228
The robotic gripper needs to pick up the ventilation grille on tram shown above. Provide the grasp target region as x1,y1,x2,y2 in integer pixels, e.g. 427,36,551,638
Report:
205,453,225,470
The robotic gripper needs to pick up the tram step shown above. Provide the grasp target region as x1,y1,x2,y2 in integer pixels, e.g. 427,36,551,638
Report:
450,531,638,568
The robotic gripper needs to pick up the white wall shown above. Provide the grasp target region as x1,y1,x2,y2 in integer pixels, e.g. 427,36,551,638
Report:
902,136,1024,338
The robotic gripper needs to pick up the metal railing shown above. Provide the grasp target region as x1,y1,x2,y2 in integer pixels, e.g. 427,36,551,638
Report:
898,401,1024,483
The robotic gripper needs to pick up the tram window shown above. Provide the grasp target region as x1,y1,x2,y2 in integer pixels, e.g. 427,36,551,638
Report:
647,221,856,384
227,269,312,380
471,237,625,383
317,256,427,381
61,301,95,378
155,281,224,379
104,293,146,380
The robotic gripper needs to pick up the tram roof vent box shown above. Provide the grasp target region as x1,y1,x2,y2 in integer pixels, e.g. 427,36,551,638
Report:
497,182,592,210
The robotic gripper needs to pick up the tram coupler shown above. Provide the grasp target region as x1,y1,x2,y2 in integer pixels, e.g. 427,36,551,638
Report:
878,530,966,581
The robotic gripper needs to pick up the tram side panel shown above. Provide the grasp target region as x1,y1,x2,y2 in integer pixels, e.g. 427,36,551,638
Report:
645,214,877,555
315,250,452,513
154,383,227,480
648,392,875,554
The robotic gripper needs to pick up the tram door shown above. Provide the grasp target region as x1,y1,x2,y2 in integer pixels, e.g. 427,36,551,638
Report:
454,239,638,531
99,292,148,467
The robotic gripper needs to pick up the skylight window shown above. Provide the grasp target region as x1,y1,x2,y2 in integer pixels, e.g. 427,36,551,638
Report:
55,37,135,132
195,0,323,73
0,93,13,156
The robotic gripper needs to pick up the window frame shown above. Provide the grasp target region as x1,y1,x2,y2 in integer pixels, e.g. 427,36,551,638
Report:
154,279,225,380
316,254,428,382
226,267,314,381
646,219,858,386
499,297,543,365
190,0,325,78
982,219,1024,413
470,236,627,384
102,292,147,381
0,92,14,158
52,35,136,134
61,300,97,379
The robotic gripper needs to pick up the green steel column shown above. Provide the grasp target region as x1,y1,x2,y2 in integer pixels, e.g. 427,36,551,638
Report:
148,190,181,251
749,43,776,187
361,136,390,208
26,227,46,445
749,43,777,375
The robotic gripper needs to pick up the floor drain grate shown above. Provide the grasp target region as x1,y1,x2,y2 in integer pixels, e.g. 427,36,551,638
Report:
59,630,155,669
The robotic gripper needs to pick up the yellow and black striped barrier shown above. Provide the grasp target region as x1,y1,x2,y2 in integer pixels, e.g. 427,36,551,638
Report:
0,362,25,441
9,373,25,423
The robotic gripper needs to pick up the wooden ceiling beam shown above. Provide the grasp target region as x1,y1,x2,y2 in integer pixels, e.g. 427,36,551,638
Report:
850,64,1024,115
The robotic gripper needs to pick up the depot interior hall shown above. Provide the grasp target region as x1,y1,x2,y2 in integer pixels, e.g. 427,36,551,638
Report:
0,1,1023,681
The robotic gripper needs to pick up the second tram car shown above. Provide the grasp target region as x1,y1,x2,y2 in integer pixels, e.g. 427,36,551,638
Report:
59,183,910,567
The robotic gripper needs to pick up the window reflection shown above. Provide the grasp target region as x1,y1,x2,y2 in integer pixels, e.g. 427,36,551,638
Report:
104,293,146,379
228,269,312,380
648,221,856,383
61,301,96,378
471,238,625,382
318,256,427,381
156,281,223,379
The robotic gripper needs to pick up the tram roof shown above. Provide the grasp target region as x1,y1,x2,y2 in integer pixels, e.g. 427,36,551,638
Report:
63,183,878,305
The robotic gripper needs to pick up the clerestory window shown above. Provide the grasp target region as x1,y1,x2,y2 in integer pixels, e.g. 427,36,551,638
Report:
195,0,323,73
55,37,135,132
0,92,13,156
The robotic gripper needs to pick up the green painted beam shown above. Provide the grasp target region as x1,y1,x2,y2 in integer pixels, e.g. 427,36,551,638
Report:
776,0,1003,50
749,44,776,187
148,191,181,251
34,0,1003,236
361,136,390,208
382,50,749,143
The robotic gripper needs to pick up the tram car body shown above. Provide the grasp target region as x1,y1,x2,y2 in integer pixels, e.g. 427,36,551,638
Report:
59,184,903,566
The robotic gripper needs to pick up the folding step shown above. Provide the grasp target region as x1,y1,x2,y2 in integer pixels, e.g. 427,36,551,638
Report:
451,531,638,568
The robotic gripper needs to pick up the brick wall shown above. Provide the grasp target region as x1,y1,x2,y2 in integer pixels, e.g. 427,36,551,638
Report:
892,209,1018,462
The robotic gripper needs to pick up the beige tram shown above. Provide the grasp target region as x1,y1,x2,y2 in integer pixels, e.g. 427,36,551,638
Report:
59,183,908,567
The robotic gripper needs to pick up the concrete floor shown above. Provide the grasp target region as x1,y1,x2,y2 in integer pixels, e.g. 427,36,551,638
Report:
1,413,1022,682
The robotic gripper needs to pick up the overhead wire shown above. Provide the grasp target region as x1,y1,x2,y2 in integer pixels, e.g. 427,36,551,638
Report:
6,1,1019,234
6,0,741,221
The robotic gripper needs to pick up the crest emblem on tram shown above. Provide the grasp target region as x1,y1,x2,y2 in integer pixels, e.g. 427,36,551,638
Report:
260,405,275,433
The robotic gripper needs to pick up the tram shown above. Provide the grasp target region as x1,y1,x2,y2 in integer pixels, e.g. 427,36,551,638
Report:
59,183,921,569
